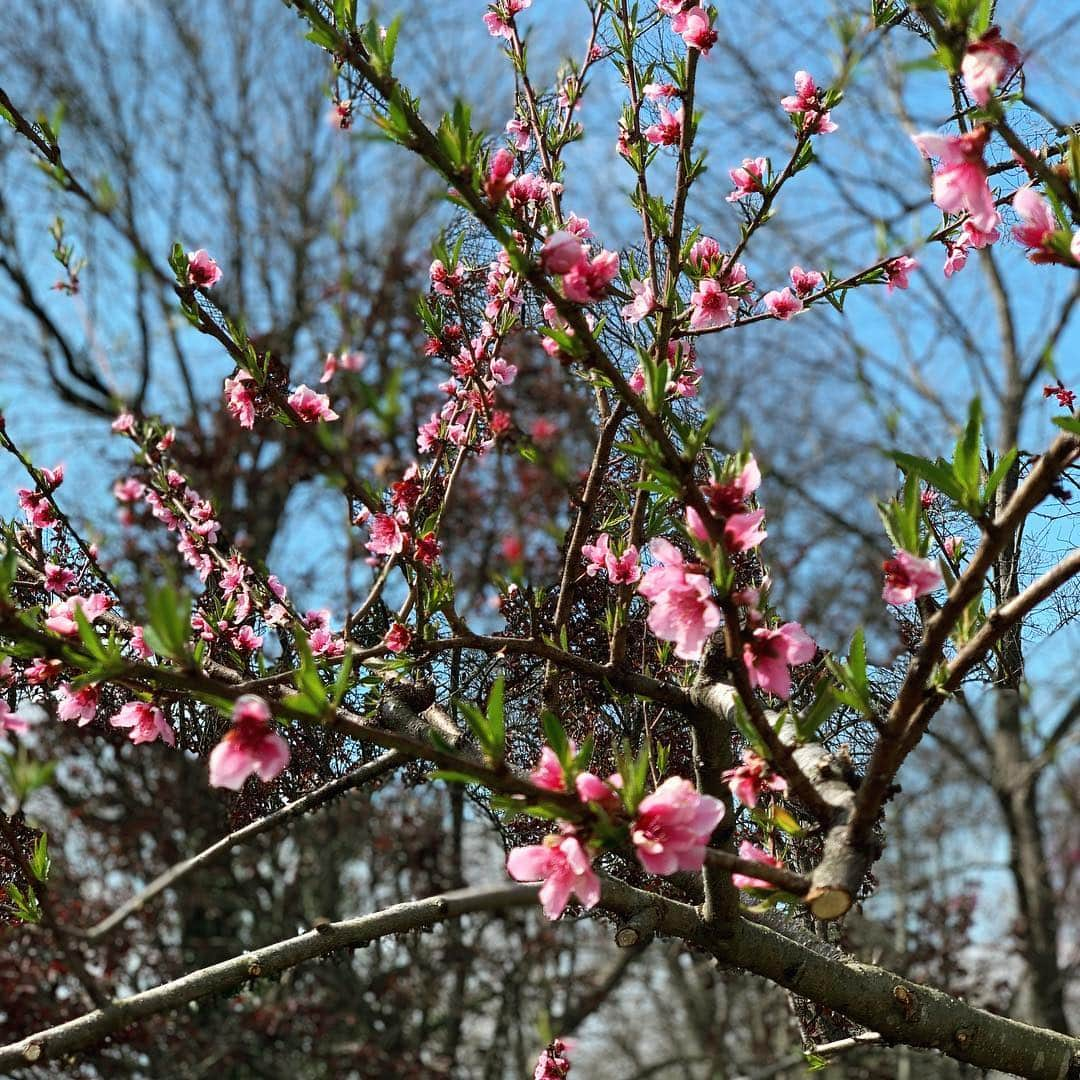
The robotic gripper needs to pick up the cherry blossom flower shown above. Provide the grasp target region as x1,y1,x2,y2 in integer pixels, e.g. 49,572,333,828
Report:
911,128,997,233
506,834,601,919
689,278,734,331
743,622,816,700
631,776,725,875
483,0,531,39
789,266,822,297
643,82,677,100
186,249,222,288
1011,186,1064,263
25,658,62,685
731,841,783,890
383,623,412,653
704,456,761,517
489,357,518,385
45,593,112,637
131,626,154,659
961,28,1021,107
606,545,641,584
534,1038,573,1080
882,550,942,605
485,147,516,201
780,71,837,134
722,749,787,808
365,513,405,557
723,509,768,553
17,488,57,529
1043,383,1077,410
884,256,918,293
637,538,721,661
943,536,965,559
209,696,289,789
575,771,622,809
39,464,64,490
44,563,75,594
643,104,683,146
111,412,135,434
0,701,29,735
621,279,656,324
562,250,620,303
581,533,611,577
320,351,366,383
688,235,722,271
671,6,717,54
762,287,803,320
329,98,353,130
530,745,570,792
287,385,339,423
541,231,586,274
56,682,100,726
110,701,175,747
727,157,767,202
506,117,531,150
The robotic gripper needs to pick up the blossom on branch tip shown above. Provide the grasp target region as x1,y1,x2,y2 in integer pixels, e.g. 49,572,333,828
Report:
506,834,601,920
562,250,620,304
743,622,816,700
621,279,656,324
762,287,803,320
689,278,734,331
631,776,725,875
884,256,918,293
534,1038,573,1080
186,249,222,288
671,6,717,54
637,538,721,661
643,105,683,146
882,550,942,605
56,682,100,726
110,701,175,747
287,385,338,423
723,749,787,807
911,128,997,234
45,593,112,637
209,696,289,789
961,28,1021,107
780,71,837,134
727,157,767,202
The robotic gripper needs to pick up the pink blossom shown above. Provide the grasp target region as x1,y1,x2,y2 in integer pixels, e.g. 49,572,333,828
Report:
530,745,569,792
483,0,530,39
534,1038,573,1080
961,28,1021,107
743,622,816,700
110,701,175,747
780,71,838,134
789,265,822,297
671,6,717,54
628,366,646,395
689,278,734,331
287,384,338,423
56,682,100,726
506,834,601,920
329,98,353,130
366,513,406,557
581,533,611,577
485,147,516,201
489,357,518,385
637,538,721,661
541,231,586,274
531,417,558,443
574,771,622,809
39,464,64,490
44,563,75,594
943,240,969,278
688,235,722,271
912,128,996,233
943,536,964,559
113,477,144,503
562,250,620,304
631,776,725,875
643,82,677,101
723,509,768,553
722,749,787,808
1011,186,1058,257
209,696,290,789
0,701,30,735
621,279,656,324
320,350,366,383
186,249,222,289
727,157,767,202
45,593,112,637
111,411,135,434
17,488,57,529
25,658,62,685
703,456,760,518
732,841,783,890
643,105,683,146
884,256,918,293
882,550,942,605
606,545,641,585
131,626,154,659
383,622,412,653
506,117,531,150
762,287,803,320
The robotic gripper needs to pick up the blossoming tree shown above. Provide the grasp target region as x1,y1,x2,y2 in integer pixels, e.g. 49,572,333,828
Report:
1,0,1079,1076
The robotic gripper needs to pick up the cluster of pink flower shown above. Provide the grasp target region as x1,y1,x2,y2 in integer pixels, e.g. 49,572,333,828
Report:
540,229,620,306
224,369,337,430
581,533,641,585
507,743,724,919
16,464,64,530
656,2,717,55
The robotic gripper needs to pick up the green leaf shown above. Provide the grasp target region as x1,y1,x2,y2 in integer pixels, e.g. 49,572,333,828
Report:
29,832,50,883
983,448,1017,505
1053,415,1080,436
540,710,571,768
